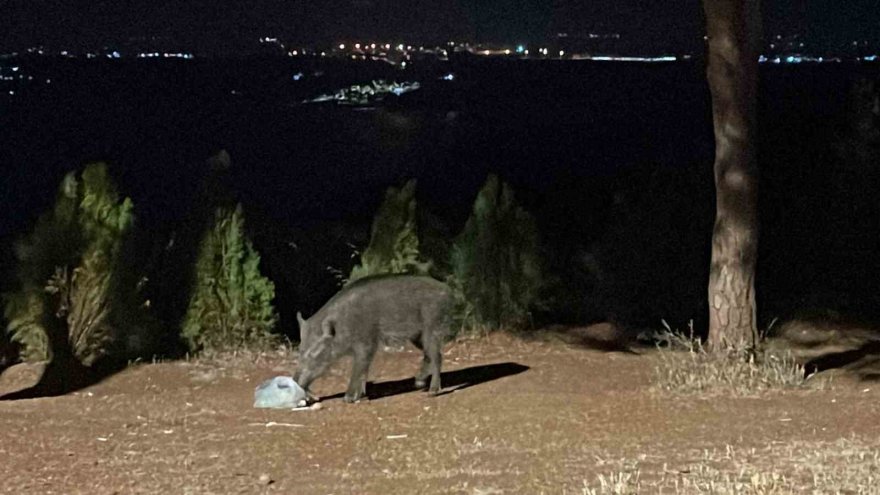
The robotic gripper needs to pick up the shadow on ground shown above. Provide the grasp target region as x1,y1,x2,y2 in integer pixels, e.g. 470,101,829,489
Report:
0,359,125,401
805,341,880,380
772,315,880,381
321,362,530,402
528,323,640,354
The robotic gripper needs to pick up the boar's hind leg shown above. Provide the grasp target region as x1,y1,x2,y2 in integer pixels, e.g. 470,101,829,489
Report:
345,343,376,403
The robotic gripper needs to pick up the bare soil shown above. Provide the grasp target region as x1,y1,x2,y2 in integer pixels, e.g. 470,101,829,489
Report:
2,329,879,494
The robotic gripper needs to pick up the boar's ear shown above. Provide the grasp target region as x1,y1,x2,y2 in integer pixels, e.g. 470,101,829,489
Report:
321,319,336,339
296,311,306,329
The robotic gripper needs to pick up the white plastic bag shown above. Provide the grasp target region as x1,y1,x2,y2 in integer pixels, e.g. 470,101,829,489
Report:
253,376,308,409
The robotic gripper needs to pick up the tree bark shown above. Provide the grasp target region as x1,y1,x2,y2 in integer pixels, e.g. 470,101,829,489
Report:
703,0,762,350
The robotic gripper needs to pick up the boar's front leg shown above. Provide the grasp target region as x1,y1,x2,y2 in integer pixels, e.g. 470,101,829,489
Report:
411,336,431,389
424,333,443,395
345,342,377,403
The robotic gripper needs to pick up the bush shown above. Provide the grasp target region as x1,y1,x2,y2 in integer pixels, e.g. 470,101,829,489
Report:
182,204,278,352
449,175,544,331
3,163,152,364
348,179,431,283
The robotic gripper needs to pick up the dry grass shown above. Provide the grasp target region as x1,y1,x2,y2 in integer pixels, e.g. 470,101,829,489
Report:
650,321,808,396
581,437,880,494
186,340,296,366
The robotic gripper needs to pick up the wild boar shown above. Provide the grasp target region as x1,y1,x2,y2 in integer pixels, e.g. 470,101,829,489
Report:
293,274,454,403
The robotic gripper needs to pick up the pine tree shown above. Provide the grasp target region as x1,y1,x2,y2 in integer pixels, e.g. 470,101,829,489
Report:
450,175,544,330
703,0,761,350
182,204,278,352
3,163,148,364
348,179,431,283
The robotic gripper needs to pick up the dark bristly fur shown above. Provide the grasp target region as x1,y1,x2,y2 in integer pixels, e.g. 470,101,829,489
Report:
293,275,453,403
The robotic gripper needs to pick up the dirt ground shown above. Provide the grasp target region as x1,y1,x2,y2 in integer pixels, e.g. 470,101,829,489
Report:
1,329,880,494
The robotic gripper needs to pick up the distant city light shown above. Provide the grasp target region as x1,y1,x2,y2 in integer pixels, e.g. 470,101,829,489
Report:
441,73,455,81
15,34,870,67
292,72,304,81
588,56,677,62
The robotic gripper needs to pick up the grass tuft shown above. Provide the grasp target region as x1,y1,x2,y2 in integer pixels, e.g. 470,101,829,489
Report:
581,438,880,494
651,320,807,396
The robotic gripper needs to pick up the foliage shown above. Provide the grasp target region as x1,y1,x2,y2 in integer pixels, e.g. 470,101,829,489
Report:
651,321,806,396
3,291,49,362
182,204,278,352
348,179,431,283
449,174,544,331
3,163,151,364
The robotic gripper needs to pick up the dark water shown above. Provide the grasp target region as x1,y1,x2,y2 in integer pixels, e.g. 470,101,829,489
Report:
1,56,878,336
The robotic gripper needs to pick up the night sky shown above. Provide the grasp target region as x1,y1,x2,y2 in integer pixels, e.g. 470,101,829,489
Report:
1,0,878,54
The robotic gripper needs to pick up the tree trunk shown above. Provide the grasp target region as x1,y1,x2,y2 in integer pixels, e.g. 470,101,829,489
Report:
703,0,762,350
